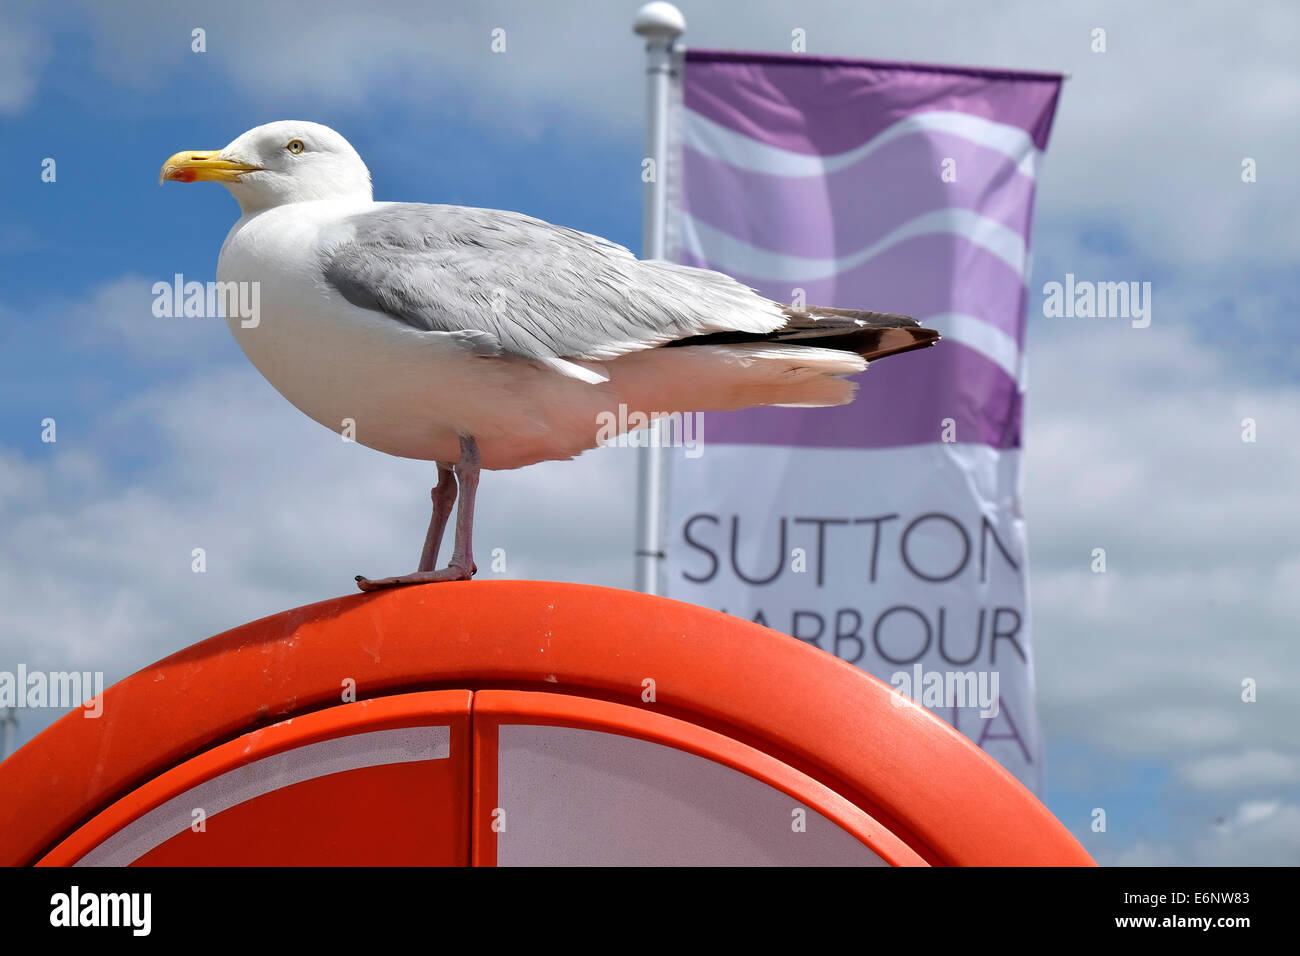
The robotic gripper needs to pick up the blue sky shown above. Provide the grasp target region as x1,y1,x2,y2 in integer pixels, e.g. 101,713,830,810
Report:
2,0,1299,866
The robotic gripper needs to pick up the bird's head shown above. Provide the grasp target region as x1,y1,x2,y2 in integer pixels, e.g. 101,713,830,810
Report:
160,120,372,214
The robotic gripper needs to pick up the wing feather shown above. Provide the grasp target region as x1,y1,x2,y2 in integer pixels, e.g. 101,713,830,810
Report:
317,204,785,363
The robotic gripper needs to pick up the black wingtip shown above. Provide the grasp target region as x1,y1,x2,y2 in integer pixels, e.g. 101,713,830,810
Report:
859,326,941,363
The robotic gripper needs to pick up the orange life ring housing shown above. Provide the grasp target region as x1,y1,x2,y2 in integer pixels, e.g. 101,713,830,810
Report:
0,582,1092,866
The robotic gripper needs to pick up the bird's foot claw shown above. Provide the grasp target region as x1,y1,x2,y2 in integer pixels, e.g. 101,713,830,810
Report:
355,564,475,592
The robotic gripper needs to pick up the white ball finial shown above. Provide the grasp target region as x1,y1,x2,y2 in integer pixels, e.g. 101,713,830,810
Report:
633,2,686,40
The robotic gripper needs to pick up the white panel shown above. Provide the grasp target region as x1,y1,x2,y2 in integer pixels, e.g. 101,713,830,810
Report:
495,724,886,866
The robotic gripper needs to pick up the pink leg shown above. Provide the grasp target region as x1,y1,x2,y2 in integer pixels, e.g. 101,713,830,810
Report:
417,463,457,572
357,436,481,591
444,437,479,575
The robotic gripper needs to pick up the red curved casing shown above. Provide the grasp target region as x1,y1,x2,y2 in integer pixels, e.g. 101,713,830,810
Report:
0,582,1093,866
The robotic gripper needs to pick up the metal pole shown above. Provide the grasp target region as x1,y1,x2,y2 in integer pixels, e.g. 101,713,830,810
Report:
632,2,685,595
1,708,16,761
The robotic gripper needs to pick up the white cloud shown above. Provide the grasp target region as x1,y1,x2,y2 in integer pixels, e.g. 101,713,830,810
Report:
1203,799,1299,864
70,273,233,362
0,4,48,115
1194,799,1300,865
1180,749,1300,792
1021,313,1300,765
1103,799,1300,866
1218,798,1282,830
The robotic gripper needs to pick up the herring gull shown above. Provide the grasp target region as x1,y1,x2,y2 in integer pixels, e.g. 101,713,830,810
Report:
160,121,938,590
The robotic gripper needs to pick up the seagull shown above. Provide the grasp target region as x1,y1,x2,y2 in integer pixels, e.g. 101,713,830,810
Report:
161,121,938,591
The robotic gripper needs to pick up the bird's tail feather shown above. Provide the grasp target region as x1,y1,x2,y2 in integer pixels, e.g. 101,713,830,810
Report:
606,304,939,418
665,303,940,363
613,342,868,412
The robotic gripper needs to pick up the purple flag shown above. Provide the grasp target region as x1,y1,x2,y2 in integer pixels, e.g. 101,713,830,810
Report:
664,51,1062,793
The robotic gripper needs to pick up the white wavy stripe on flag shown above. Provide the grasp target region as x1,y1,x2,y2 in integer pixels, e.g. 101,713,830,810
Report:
681,207,1028,280
685,108,1041,180
920,312,1024,388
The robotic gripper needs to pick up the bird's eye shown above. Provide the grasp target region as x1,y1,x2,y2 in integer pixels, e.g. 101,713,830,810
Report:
286,139,305,154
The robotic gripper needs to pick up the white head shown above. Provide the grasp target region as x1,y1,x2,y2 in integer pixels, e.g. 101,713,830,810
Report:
160,120,372,214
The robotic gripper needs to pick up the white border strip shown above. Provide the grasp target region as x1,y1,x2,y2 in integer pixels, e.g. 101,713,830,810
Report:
921,311,1023,385
685,108,1040,180
75,726,450,867
680,206,1028,280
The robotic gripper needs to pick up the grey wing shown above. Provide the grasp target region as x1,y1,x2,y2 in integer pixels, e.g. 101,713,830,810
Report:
317,203,785,364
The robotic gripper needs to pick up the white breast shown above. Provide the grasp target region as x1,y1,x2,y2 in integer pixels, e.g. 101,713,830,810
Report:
215,200,612,468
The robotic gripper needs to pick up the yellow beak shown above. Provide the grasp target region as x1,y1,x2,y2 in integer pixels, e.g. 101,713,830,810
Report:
159,150,261,185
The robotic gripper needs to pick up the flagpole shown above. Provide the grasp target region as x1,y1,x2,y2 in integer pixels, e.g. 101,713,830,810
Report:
0,708,16,761
632,2,685,595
